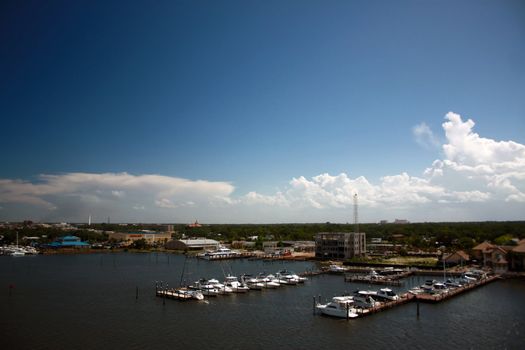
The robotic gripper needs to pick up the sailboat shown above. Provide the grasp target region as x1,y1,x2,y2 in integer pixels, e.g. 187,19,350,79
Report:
10,232,25,257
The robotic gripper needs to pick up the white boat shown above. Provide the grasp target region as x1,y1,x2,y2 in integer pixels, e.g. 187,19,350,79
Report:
188,279,220,296
199,246,241,260
223,275,250,293
208,278,234,294
375,288,399,301
352,291,380,308
241,275,265,290
329,264,347,273
316,296,359,319
257,274,280,289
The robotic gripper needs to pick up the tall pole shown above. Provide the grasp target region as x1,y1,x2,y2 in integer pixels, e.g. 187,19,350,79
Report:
354,194,359,233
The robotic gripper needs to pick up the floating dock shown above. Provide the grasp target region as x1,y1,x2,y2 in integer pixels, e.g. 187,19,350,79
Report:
344,274,403,286
156,289,193,300
414,275,499,303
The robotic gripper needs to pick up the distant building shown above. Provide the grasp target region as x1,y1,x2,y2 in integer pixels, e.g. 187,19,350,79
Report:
315,232,366,259
394,219,409,224
441,250,470,265
46,235,90,248
187,220,202,228
379,220,388,225
165,238,219,251
107,231,171,245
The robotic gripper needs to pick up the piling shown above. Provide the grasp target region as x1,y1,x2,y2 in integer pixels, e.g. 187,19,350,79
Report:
313,296,316,314
416,300,420,318
136,286,139,300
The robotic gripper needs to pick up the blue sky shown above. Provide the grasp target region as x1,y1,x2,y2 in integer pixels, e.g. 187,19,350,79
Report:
1,0,524,223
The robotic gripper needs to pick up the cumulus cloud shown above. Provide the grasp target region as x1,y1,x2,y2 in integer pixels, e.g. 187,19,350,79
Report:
413,122,441,149
0,173,234,222
0,112,523,222
238,112,525,221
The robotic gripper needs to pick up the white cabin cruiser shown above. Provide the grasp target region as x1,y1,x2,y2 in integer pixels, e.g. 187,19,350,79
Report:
316,296,359,319
375,288,399,301
223,275,250,293
352,291,380,308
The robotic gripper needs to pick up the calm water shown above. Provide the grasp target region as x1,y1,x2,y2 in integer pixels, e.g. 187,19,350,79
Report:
1,253,524,349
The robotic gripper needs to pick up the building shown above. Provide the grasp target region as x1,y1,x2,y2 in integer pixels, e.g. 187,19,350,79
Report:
165,238,219,251
187,220,202,228
441,250,470,265
509,240,525,271
46,235,90,248
107,231,172,245
315,232,366,259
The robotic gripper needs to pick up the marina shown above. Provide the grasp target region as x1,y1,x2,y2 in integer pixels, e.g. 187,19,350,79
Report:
2,253,524,349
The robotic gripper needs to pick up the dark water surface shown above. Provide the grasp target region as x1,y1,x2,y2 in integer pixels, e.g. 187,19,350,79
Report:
1,253,524,349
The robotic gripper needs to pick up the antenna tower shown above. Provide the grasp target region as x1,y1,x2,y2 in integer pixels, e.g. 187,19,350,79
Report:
353,193,359,233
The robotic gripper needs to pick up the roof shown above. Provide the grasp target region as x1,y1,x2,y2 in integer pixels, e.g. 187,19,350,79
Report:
180,239,218,245
512,242,525,254
443,250,469,261
472,241,494,251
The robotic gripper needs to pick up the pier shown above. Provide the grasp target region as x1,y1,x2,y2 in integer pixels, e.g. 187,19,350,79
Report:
344,274,403,286
414,274,500,303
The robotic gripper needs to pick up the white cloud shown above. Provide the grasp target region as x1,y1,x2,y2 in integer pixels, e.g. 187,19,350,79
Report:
0,112,523,223
413,122,441,149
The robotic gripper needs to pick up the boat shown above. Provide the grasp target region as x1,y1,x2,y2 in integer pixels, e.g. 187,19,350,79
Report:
208,278,234,294
316,296,359,319
223,275,250,293
257,274,280,289
188,279,220,296
328,264,347,273
352,291,380,308
444,279,462,288
375,288,399,301
198,246,241,260
241,275,265,290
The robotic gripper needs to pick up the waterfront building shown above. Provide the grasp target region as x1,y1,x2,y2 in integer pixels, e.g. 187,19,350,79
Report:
107,231,172,245
441,250,470,266
509,240,525,271
46,235,90,248
315,232,366,259
165,238,219,251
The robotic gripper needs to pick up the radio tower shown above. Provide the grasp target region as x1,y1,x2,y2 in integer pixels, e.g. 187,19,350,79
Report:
353,194,359,233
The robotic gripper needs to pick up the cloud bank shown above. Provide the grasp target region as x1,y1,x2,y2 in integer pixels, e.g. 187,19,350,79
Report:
0,112,524,223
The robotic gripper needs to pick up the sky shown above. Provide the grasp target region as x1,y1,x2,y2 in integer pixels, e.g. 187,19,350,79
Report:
0,0,524,224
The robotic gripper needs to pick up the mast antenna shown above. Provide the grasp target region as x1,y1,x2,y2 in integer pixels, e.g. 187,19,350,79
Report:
353,193,359,233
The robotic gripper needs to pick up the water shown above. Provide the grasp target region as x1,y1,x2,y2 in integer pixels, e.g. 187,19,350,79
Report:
1,253,524,349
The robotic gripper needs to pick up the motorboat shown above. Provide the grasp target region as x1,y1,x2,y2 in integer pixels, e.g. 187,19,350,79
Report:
329,264,347,273
444,279,462,288
208,278,234,294
223,275,250,293
375,288,399,301
188,279,220,296
257,274,280,289
352,291,380,308
241,275,265,290
198,246,241,260
316,296,359,319
276,270,305,284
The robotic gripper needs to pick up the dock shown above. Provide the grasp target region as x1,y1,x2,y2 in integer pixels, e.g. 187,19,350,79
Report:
414,274,500,303
344,274,403,286
156,289,193,300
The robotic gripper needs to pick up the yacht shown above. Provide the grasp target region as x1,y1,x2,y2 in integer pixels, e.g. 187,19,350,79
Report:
257,274,280,289
208,278,234,294
223,275,250,293
352,291,380,308
329,264,347,273
188,279,220,296
375,288,399,301
241,275,265,290
316,296,359,319
199,246,241,260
